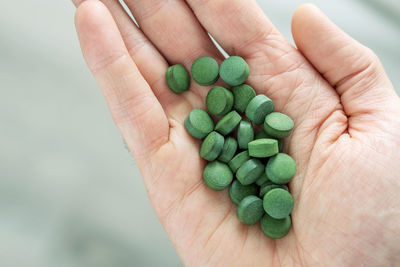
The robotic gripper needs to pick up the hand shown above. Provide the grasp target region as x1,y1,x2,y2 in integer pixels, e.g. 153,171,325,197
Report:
72,0,400,265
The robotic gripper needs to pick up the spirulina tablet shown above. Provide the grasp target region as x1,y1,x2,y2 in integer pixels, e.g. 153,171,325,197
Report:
215,110,242,136
232,84,256,113
184,109,214,139
218,137,238,163
237,121,254,149
228,151,250,173
266,153,296,184
255,130,283,152
200,131,224,161
245,95,274,124
229,180,258,206
166,64,190,94
261,214,291,239
248,138,278,158
203,161,233,191
264,112,294,138
263,188,294,219
191,56,219,86
236,159,264,185
206,86,234,116
219,56,249,86
236,196,264,225
259,183,289,197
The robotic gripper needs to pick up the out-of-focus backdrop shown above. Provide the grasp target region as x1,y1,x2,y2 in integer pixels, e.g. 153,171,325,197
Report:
1,0,399,266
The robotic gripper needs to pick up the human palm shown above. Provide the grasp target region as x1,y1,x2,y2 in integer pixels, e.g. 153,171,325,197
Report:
73,0,400,266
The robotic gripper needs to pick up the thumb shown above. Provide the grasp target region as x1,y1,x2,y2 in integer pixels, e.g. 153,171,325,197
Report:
291,4,398,131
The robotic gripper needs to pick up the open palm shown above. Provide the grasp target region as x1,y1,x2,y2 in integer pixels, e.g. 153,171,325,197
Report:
73,0,400,266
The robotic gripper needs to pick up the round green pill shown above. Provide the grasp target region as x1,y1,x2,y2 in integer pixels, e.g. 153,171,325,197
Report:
228,151,250,173
237,121,254,149
206,86,234,116
266,153,296,184
236,195,264,225
215,110,242,136
248,138,279,158
261,214,291,239
245,95,274,124
264,112,294,138
263,188,294,219
184,109,214,139
259,182,289,197
232,84,256,113
191,56,219,86
219,56,250,86
203,161,233,191
229,180,258,206
236,159,264,185
200,131,224,161
217,137,238,163
255,130,283,152
166,64,190,94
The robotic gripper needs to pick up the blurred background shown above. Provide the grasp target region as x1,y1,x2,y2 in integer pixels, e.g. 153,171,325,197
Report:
0,0,399,266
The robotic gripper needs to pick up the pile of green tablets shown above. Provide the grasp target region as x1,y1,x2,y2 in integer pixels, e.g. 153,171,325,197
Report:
167,56,296,239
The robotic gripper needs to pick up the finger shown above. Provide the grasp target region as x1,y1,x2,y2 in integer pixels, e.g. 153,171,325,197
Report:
292,4,398,119
123,0,223,67
75,0,169,159
185,0,285,57
72,0,182,115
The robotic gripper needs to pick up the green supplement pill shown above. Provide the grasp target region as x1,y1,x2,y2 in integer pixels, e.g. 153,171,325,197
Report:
191,56,219,86
232,84,256,113
236,159,264,185
245,95,275,124
255,173,270,186
255,130,283,152
219,56,250,86
236,196,264,225
263,188,294,219
166,64,190,94
217,137,238,163
228,151,250,173
184,109,214,139
229,180,258,206
203,161,233,191
206,86,234,116
237,121,254,149
264,112,294,138
259,183,289,197
215,110,242,136
248,138,279,158
200,131,224,161
261,214,291,239
266,153,296,184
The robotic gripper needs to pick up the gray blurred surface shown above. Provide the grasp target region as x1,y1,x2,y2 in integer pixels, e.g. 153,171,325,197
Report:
0,0,398,266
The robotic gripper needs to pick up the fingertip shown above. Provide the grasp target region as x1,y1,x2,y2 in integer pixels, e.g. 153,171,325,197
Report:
75,0,106,30
292,3,317,26
74,0,108,60
291,3,326,48
292,3,324,22
74,0,127,73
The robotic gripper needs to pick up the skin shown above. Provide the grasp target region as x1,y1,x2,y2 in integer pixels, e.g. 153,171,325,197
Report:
71,0,400,266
